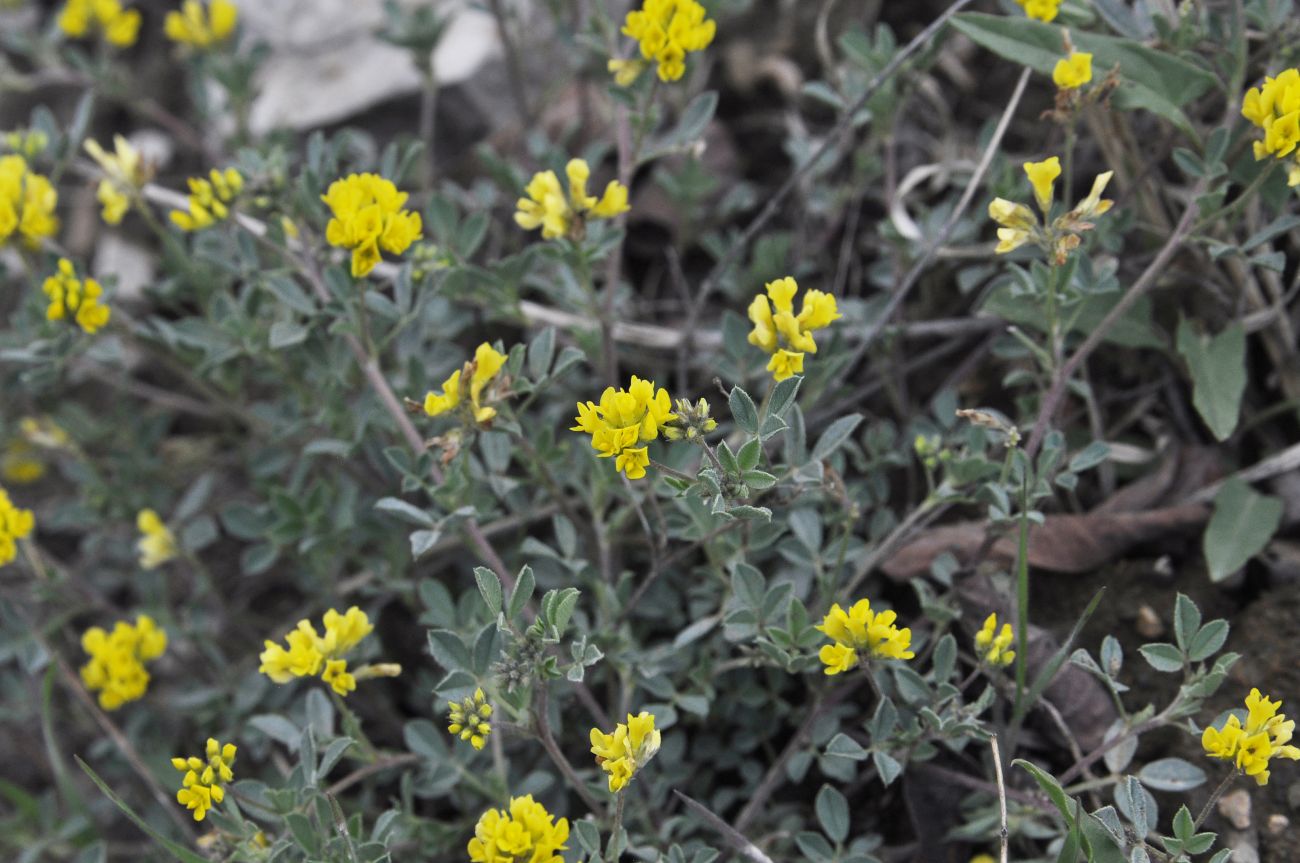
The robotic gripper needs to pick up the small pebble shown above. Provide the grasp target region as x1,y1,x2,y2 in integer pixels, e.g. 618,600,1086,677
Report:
1266,813,1289,835
1219,788,1252,830
1135,604,1164,639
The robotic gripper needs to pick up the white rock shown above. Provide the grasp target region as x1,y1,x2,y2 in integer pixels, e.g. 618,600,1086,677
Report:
239,0,501,134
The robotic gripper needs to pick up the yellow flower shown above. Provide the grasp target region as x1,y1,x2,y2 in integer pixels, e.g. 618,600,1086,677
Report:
1202,688,1300,786
164,0,238,48
590,711,662,792
515,158,630,241
1024,157,1061,214
608,58,648,87
58,0,141,47
321,173,423,278
170,168,244,232
662,397,719,441
171,738,235,821
448,687,493,750
422,342,508,424
988,160,1113,260
621,0,715,83
42,259,112,335
1014,0,1060,22
975,613,1015,667
468,795,569,863
79,615,167,710
571,376,675,480
815,598,915,674
0,155,59,248
84,136,149,225
136,508,177,569
1070,170,1114,221
321,658,356,695
1053,51,1092,90
746,277,841,382
259,606,393,697
0,485,36,567
1242,68,1300,172
1,439,45,484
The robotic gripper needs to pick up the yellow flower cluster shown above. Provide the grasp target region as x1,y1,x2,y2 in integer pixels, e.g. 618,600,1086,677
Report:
590,711,661,793
1202,688,1300,786
85,136,148,225
1052,51,1093,91
79,615,167,710
571,376,675,480
3,417,71,484
746,276,841,382
259,606,399,696
975,613,1015,667
468,795,570,863
171,738,235,821
1014,0,1060,22
136,508,177,569
321,173,423,278
43,259,111,335
514,159,630,241
1242,68,1300,186
988,156,1114,263
447,687,493,750
169,168,244,232
619,0,716,83
423,343,508,424
0,155,59,248
0,485,35,566
164,0,238,48
816,598,915,675
57,0,141,47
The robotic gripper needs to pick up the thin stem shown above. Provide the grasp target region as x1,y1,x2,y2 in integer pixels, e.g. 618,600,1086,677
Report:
991,736,1009,863
607,790,627,862
533,684,604,813
1025,178,1208,458
1012,478,1030,718
1193,770,1238,831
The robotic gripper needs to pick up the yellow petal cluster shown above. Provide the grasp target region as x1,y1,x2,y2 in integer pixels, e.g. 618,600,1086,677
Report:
57,0,141,47
746,276,841,382
164,0,238,48
448,687,493,750
1,440,44,484
136,508,177,569
79,615,167,710
1242,68,1300,186
423,343,508,424
515,159,630,241
0,485,36,567
590,711,661,793
84,136,148,225
169,168,244,232
468,795,569,863
259,606,396,696
989,157,1113,261
1052,51,1092,90
1202,688,1300,786
621,0,716,82
43,258,111,335
975,612,1015,667
815,598,915,675
171,738,235,821
571,376,675,480
0,155,59,248
1014,0,1060,22
321,173,423,278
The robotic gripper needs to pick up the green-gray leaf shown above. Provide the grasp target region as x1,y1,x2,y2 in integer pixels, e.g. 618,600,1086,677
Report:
1204,478,1282,582
1176,319,1246,442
